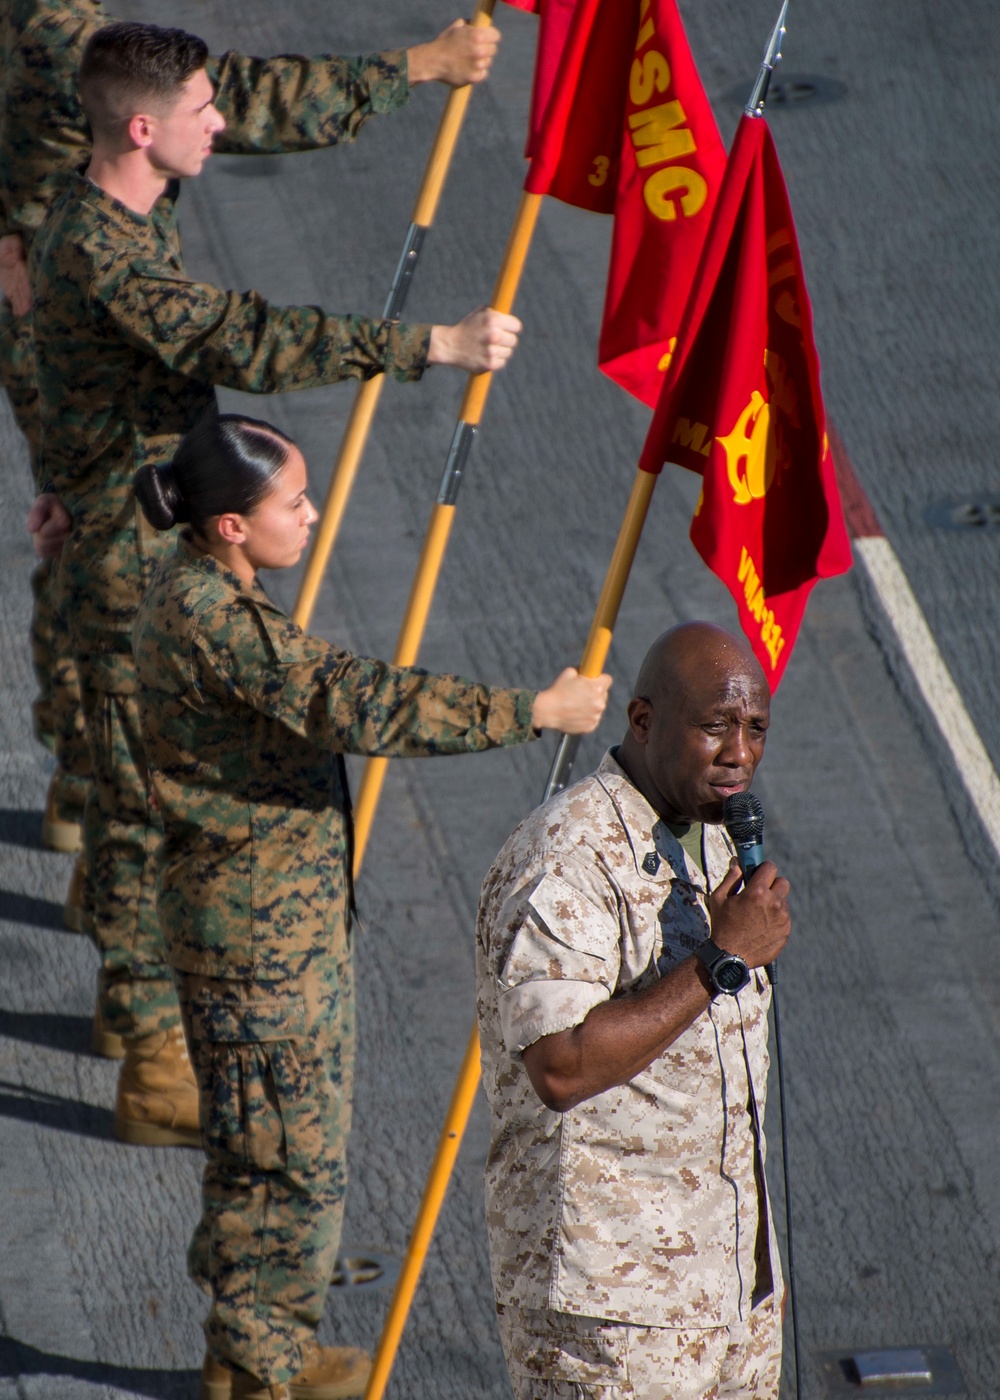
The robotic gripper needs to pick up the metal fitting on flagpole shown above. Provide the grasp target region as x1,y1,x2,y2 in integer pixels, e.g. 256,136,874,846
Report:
745,0,788,116
383,222,428,321
544,732,581,801
436,421,478,506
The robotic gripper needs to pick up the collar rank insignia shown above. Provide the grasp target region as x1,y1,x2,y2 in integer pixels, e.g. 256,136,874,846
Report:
642,851,660,875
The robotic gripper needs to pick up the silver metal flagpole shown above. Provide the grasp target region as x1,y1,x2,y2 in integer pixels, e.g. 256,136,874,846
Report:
746,0,789,117
747,14,803,1397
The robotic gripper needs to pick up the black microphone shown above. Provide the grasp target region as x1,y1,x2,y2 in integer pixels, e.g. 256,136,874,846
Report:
723,791,774,984
723,791,765,882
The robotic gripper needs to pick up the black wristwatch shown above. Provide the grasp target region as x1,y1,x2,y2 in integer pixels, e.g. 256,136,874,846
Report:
694,938,751,996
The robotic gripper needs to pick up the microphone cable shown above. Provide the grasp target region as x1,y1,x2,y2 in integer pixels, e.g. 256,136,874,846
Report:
723,791,802,1400
767,958,802,1400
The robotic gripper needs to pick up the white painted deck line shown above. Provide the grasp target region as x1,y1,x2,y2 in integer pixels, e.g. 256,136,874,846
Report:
855,533,1000,863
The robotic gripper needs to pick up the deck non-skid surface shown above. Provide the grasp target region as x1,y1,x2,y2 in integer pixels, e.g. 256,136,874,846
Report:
1,2,998,1396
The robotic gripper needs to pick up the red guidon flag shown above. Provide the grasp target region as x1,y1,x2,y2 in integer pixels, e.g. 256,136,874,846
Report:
511,0,726,404
498,0,596,166
521,0,630,208
498,1,573,162
639,114,852,689
599,0,727,404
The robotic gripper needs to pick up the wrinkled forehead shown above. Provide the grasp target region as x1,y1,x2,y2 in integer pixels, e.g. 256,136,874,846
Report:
672,663,770,719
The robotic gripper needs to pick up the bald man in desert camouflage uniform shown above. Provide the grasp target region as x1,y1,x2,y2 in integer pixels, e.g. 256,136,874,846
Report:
477,623,793,1400
27,16,517,1142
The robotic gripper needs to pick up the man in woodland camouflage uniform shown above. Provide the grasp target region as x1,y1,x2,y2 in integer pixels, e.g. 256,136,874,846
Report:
476,623,793,1400
29,19,518,1146
0,1,105,862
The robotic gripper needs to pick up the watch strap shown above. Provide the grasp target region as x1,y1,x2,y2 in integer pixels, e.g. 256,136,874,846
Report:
695,937,728,970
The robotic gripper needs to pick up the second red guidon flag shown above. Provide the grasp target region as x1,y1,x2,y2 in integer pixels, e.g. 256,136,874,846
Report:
598,0,727,404
639,114,852,689
512,0,727,406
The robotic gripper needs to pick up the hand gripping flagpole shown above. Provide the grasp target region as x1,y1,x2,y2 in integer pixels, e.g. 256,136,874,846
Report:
292,0,499,631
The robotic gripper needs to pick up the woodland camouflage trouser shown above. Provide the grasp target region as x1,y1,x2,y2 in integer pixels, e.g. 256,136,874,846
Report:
75,642,179,1038
177,946,355,1384
30,558,90,815
1,302,90,808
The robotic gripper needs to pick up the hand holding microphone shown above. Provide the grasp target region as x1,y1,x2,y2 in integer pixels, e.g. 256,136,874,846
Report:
701,793,791,986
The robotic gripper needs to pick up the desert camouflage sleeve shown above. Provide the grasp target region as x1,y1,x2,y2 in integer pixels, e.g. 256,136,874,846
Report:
494,856,624,1053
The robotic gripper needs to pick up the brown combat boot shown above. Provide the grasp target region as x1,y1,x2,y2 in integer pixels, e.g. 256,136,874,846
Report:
62,852,88,933
114,1023,201,1147
92,974,125,1060
201,1343,372,1400
41,766,83,853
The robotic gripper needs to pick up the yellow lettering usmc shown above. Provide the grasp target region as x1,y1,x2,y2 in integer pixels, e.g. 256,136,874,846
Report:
631,0,706,222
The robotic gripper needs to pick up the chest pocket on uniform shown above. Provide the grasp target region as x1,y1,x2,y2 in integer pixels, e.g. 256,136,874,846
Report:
128,257,212,348
238,603,303,765
656,879,711,974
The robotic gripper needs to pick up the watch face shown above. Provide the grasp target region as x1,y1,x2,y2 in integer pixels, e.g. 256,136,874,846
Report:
714,957,750,994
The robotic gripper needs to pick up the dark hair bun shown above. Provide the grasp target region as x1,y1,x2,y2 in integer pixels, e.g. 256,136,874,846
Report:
134,462,189,531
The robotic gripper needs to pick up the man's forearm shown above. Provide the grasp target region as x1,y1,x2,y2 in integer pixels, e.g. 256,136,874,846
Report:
210,49,408,156
523,861,791,1113
111,273,430,390
522,957,713,1112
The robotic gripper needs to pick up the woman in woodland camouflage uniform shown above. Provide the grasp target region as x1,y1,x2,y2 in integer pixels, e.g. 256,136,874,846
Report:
132,412,611,1400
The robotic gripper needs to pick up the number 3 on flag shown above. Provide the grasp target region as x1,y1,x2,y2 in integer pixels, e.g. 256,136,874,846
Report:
589,155,610,186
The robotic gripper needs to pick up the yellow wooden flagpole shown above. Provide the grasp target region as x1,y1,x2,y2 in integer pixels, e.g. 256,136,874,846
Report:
350,188,543,870
359,465,662,1400
543,465,659,797
361,1025,481,1400
292,0,499,632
